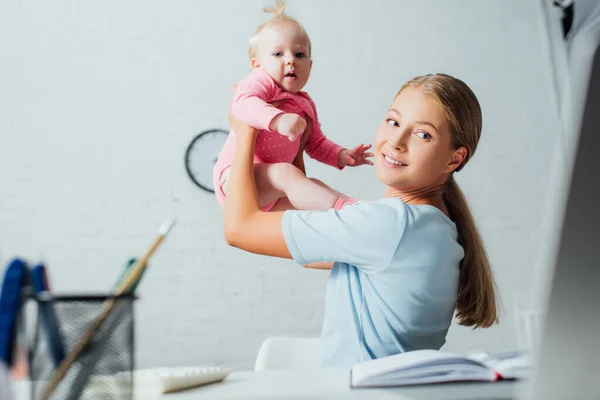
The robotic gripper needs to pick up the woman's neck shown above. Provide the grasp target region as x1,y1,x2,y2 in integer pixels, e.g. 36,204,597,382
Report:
384,184,449,216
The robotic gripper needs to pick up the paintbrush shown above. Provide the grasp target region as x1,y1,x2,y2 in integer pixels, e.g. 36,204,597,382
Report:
40,218,176,400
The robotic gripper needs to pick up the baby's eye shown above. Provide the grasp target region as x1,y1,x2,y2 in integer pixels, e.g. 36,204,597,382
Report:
272,52,283,57
295,52,306,58
416,131,432,140
386,118,399,127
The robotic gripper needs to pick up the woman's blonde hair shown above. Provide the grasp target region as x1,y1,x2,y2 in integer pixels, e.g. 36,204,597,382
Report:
397,74,500,328
248,0,311,59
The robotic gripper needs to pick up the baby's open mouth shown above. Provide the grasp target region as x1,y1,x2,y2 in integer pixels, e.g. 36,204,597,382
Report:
285,72,297,78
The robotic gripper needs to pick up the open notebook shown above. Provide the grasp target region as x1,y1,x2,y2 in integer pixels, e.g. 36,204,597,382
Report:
350,349,529,388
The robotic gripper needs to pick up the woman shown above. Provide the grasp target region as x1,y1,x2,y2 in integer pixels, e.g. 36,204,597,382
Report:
224,74,499,366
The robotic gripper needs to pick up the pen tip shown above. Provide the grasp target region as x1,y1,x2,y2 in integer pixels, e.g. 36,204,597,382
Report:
158,217,176,236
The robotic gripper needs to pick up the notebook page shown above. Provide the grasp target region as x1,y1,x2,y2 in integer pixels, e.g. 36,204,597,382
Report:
351,350,488,385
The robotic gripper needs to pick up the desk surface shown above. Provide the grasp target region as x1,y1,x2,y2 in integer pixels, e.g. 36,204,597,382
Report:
12,368,520,400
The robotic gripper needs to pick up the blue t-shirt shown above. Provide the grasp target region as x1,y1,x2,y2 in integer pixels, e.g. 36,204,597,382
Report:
282,198,464,367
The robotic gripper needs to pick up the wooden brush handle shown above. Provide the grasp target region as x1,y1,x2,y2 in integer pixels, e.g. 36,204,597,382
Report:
39,298,118,399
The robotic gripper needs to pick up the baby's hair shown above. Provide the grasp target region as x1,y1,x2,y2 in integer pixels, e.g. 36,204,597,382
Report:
263,0,287,17
248,0,312,59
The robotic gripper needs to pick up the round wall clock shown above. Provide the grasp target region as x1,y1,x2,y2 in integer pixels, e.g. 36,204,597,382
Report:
184,128,229,192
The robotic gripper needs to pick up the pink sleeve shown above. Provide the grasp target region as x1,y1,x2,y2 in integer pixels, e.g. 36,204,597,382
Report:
303,97,345,170
231,68,284,131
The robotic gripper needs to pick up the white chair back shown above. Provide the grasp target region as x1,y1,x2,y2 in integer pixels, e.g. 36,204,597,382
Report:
254,336,322,371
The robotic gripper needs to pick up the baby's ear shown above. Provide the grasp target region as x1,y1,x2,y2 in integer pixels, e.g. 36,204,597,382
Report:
251,58,260,69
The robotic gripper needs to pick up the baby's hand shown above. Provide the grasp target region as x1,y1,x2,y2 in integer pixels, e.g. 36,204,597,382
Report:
337,144,374,168
270,113,306,141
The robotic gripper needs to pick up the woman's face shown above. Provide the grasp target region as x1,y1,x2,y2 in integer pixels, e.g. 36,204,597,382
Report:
374,87,465,193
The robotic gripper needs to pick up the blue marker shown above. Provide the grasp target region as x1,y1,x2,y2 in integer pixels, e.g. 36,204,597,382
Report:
31,263,65,366
0,258,29,366
113,257,146,294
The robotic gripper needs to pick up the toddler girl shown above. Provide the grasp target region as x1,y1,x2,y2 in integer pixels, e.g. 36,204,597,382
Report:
213,0,372,211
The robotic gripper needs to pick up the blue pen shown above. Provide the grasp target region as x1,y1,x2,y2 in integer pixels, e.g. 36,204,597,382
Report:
31,263,65,366
0,258,29,366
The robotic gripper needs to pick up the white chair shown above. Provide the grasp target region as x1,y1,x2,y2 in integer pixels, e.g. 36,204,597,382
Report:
254,336,322,371
514,304,544,352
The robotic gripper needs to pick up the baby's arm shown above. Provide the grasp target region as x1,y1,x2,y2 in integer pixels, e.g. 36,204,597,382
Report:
231,68,284,131
302,99,345,169
232,68,306,140
304,124,345,169
302,97,373,169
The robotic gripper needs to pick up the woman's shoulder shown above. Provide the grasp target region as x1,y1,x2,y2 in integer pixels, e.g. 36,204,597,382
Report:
352,199,456,229
348,198,407,214
351,198,413,213
340,199,410,232
405,203,456,230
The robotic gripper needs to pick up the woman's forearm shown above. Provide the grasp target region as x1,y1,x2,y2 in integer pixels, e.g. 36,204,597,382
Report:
223,113,292,259
223,123,261,237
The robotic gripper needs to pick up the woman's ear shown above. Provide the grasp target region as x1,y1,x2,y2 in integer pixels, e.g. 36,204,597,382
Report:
447,146,468,172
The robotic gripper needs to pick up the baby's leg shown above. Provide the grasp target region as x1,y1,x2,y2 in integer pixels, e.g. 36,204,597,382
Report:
309,178,352,201
264,179,350,212
269,196,295,212
255,163,339,210
220,166,284,209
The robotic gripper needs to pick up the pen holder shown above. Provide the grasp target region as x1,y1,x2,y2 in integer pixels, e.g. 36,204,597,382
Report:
28,294,136,400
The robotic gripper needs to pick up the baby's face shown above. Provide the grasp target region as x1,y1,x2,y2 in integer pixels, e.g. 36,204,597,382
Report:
252,24,312,93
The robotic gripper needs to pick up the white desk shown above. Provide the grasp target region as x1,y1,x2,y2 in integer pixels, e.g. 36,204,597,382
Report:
13,368,519,399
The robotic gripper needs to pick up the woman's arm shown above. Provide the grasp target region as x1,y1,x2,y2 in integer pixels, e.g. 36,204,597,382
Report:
291,120,333,271
223,112,292,259
303,262,334,270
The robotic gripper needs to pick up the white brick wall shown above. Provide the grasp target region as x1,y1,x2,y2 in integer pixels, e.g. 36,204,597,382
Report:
0,0,560,370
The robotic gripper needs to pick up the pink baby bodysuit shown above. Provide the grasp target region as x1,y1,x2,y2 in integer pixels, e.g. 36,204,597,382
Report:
213,67,345,209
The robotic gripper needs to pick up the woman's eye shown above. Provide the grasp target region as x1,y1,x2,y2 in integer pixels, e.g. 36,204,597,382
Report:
416,131,432,140
386,118,399,127
295,52,306,58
